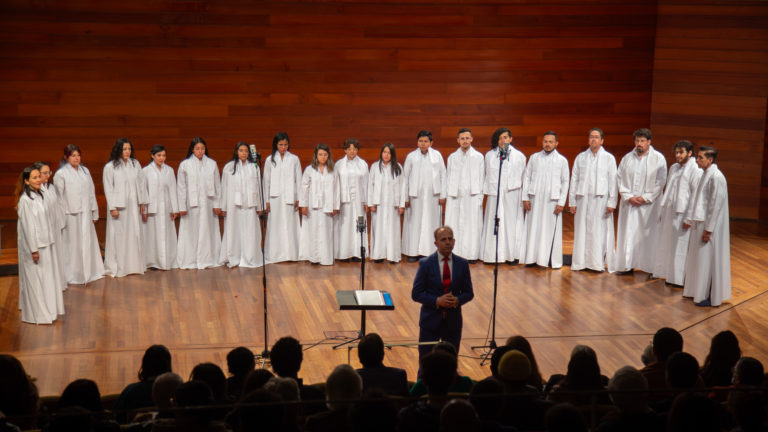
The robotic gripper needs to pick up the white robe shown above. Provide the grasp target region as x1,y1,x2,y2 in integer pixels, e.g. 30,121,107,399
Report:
142,163,179,270
298,165,340,265
103,159,148,277
53,164,105,284
17,192,65,324
683,164,730,306
176,155,222,270
652,160,702,284
444,146,485,260
263,152,302,263
522,149,570,268
41,183,67,291
613,147,667,273
480,146,526,263
401,148,446,257
569,147,618,272
368,161,404,262
219,160,264,268
333,156,369,259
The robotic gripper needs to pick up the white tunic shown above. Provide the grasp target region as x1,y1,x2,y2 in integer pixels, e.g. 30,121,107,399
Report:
298,165,340,265
568,147,618,272
41,183,67,291
401,148,446,257
444,146,485,260
368,161,404,262
522,150,570,268
683,164,730,306
652,160,702,284
613,147,667,273
333,156,369,259
142,163,179,270
53,164,105,284
17,192,65,324
103,159,148,277
480,146,527,263
263,152,302,263
176,155,222,270
219,160,264,268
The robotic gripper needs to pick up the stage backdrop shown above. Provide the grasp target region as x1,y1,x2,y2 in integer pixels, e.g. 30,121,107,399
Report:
0,0,765,229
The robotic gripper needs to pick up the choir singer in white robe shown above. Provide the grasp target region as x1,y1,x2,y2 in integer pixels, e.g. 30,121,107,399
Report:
103,138,148,278
652,140,702,285
299,143,340,266
53,144,105,284
401,130,446,262
176,137,222,270
480,128,527,264
142,145,179,270
613,128,667,274
368,142,404,263
34,161,67,292
522,131,570,269
17,166,65,324
682,146,730,307
444,128,485,262
334,138,369,261
568,128,618,272
219,142,264,268
263,132,301,263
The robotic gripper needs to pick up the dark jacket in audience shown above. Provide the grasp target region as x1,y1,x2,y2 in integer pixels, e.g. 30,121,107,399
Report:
356,366,409,397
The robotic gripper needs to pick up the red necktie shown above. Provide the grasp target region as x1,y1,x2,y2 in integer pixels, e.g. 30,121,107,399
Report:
442,257,451,294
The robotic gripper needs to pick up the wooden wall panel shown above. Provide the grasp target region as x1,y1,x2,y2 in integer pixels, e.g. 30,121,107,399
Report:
650,0,768,220
0,0,659,221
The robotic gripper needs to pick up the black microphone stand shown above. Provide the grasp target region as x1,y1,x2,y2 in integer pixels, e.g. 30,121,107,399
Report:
253,150,270,364
333,215,368,349
472,144,507,365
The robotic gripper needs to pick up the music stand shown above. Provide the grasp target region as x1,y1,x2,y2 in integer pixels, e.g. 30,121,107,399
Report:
333,290,394,349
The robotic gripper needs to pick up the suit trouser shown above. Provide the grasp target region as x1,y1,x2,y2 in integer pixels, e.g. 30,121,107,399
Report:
418,315,462,360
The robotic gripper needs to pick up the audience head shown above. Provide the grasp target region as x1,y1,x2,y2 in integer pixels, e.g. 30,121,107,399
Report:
325,364,363,410
190,363,229,404
565,348,603,390
232,389,284,432
433,341,458,358
241,369,275,397
701,330,741,386
357,332,386,368
489,345,514,379
262,377,300,426
641,343,654,366
138,344,172,381
227,347,255,378
58,379,103,412
173,380,217,428
607,366,648,414
420,351,458,397
652,327,683,363
440,398,480,432
349,388,398,432
0,354,39,424
733,357,765,387
544,403,587,432
270,336,303,379
152,372,183,410
667,392,720,432
469,377,505,421
505,335,543,387
666,352,700,389
496,349,531,387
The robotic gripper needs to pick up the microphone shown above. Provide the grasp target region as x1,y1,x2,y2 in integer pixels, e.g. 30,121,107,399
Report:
499,141,509,161
357,215,366,233
249,144,261,165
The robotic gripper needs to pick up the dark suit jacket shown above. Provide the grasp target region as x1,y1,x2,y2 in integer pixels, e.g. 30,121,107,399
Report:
411,252,474,333
356,366,409,397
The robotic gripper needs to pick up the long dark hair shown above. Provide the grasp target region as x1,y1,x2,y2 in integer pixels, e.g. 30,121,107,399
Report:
491,127,512,150
270,132,290,166
311,143,334,172
230,141,254,175
108,137,137,168
15,166,43,210
138,345,172,381
377,142,401,177
59,144,82,169
186,137,210,159
701,330,741,387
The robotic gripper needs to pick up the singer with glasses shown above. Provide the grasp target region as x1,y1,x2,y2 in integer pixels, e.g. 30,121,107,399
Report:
333,138,369,262
263,132,302,263
479,128,527,264
219,142,264,268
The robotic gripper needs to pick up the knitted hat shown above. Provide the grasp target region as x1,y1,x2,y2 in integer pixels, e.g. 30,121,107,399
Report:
497,350,531,383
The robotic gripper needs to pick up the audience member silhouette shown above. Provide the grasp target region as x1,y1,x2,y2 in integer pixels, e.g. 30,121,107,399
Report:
596,365,663,432
700,330,741,387
355,333,409,397
269,336,326,416
225,347,255,401
641,327,683,402
0,354,39,430
305,364,362,432
113,345,172,424
505,335,545,390
440,398,481,432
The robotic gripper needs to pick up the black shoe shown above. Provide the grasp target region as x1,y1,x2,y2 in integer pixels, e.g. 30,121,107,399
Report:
373,259,384,263
506,259,519,265
338,258,351,263
351,257,361,262
407,256,420,263
468,260,477,264
695,298,712,307
615,269,634,275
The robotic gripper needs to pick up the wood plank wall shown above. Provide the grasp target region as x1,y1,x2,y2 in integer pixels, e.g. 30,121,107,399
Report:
0,0,658,223
650,0,768,220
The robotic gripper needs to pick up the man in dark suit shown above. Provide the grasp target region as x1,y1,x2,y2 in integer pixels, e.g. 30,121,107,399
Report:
412,225,474,360
355,332,410,396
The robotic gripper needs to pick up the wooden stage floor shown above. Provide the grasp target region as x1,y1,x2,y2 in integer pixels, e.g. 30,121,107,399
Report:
1,220,767,396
